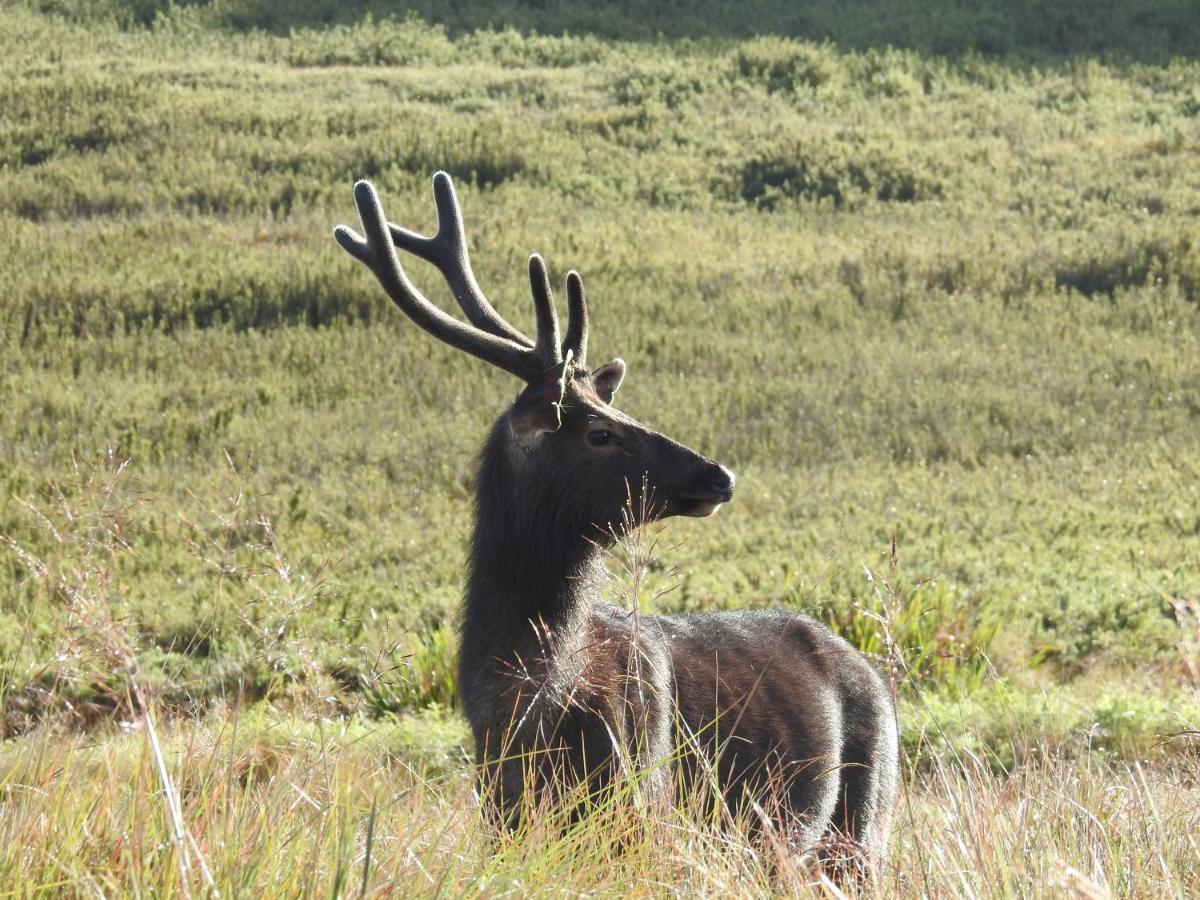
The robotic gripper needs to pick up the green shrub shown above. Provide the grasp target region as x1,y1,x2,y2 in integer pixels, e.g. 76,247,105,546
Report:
735,131,944,209
733,37,839,93
281,14,456,68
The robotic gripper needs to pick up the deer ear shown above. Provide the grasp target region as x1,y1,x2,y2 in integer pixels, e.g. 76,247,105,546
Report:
510,357,571,450
591,358,626,405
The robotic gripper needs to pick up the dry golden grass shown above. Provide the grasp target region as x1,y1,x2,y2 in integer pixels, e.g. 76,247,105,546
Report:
0,708,1197,897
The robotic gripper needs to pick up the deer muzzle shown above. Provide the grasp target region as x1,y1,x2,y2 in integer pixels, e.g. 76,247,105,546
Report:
673,462,736,517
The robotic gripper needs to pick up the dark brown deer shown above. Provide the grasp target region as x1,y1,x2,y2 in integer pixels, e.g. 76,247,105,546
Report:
334,172,898,865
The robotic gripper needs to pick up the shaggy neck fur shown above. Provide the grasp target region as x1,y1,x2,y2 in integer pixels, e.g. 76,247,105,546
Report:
461,419,606,669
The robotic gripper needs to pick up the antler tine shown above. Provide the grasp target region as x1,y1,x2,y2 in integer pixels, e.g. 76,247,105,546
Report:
386,172,533,348
562,270,588,367
526,254,562,369
335,180,542,381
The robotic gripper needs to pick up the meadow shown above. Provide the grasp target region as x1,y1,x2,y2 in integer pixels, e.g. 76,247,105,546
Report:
1,1,1199,894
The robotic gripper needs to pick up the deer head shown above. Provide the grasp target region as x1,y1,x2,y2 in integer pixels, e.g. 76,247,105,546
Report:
334,173,734,544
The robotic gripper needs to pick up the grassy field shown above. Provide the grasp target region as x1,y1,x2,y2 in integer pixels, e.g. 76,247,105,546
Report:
2,1,1200,894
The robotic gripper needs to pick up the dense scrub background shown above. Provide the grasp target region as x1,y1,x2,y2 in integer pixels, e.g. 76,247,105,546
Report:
1,1,1199,893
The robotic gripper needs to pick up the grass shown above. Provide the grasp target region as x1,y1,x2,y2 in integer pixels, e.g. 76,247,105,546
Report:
2,1,1200,893
0,710,1196,895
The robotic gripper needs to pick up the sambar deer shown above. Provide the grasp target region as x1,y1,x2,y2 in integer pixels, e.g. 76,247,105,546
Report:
334,172,898,865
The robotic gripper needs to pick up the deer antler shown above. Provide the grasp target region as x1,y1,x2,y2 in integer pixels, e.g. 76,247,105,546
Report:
562,270,588,368
386,172,533,348
334,173,591,380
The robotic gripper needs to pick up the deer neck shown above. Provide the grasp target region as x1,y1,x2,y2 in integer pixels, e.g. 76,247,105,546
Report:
462,431,605,658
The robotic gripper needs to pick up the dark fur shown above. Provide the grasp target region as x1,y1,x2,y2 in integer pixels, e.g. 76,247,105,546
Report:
458,368,899,860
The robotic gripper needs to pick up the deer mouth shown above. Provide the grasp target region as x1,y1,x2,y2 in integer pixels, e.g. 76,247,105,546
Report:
675,497,725,517
673,487,734,518
670,464,735,517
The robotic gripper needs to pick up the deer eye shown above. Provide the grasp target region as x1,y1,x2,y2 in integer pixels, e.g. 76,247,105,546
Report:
587,429,616,447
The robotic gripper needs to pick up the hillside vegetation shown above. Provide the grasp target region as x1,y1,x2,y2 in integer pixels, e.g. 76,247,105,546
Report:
1,2,1198,894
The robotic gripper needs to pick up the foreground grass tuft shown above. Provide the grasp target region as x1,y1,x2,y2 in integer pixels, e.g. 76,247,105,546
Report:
0,710,1196,895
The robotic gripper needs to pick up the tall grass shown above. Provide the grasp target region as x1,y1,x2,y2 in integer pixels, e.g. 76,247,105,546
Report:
3,713,1196,895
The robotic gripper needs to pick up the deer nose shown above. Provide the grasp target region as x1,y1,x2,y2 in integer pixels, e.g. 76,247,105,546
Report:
704,463,736,502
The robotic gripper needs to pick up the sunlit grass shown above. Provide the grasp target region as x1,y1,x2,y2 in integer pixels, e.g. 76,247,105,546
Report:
0,708,1196,896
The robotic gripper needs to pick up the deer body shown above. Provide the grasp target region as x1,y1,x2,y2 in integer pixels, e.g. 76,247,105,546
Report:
659,611,898,853
335,173,898,862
